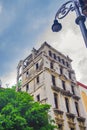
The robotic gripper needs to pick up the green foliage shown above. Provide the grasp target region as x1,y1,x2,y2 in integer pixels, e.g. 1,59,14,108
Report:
0,88,56,130
17,80,22,88
11,85,16,90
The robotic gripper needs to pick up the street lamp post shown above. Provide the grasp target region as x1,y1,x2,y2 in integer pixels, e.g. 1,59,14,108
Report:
52,0,87,47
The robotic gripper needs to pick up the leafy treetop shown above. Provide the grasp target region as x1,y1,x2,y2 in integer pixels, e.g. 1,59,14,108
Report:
0,88,57,130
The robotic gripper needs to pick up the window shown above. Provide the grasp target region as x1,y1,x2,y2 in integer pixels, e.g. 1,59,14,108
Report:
60,67,63,74
53,53,56,60
26,71,29,77
36,63,39,70
54,93,58,108
50,62,54,69
69,72,72,79
58,124,62,130
37,94,40,101
75,102,79,116
52,75,56,86
66,62,69,67
65,98,70,113
49,50,52,57
70,128,74,130
62,80,66,90
36,76,39,83
61,59,65,65
57,56,61,62
71,85,75,95
26,84,29,92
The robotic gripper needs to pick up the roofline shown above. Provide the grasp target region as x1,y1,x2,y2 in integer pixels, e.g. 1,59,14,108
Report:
40,42,72,62
77,81,87,89
18,41,72,64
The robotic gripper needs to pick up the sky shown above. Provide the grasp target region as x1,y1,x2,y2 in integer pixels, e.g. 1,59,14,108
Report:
0,0,87,88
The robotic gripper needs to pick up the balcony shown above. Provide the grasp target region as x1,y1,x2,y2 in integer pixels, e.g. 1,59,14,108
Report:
77,116,86,122
53,108,64,115
72,95,80,100
66,113,76,129
77,116,86,129
61,90,72,97
66,112,75,119
51,86,72,97
53,108,64,125
51,85,61,92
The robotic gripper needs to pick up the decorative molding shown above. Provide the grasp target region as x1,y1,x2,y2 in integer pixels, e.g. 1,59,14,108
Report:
66,112,75,118
53,108,64,126
53,108,64,115
51,85,73,97
72,95,80,100
77,116,86,122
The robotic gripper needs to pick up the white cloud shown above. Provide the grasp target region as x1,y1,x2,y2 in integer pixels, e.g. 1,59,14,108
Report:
36,13,87,85
1,70,16,88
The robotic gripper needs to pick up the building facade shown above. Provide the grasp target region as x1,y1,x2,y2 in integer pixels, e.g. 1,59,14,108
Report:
17,42,86,130
0,80,2,88
77,81,87,126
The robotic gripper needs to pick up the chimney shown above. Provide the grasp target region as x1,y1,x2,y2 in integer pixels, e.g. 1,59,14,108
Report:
32,48,37,59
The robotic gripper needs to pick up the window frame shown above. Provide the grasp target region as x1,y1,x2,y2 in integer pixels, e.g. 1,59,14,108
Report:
71,85,75,95
52,75,56,86
36,63,39,70
53,53,56,60
61,59,65,65
57,56,61,62
75,101,80,116
54,93,58,109
49,50,52,57
50,62,54,69
65,97,70,113
26,71,29,77
62,80,66,90
36,76,39,83
26,84,29,92
36,94,40,101
60,67,63,75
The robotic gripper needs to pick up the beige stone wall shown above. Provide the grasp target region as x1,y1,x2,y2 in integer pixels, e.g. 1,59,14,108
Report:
81,91,87,112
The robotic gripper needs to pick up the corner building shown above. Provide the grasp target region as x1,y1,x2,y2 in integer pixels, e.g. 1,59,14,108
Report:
77,81,87,127
17,42,86,130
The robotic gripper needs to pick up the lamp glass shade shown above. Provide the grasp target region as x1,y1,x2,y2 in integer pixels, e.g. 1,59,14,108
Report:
52,19,62,32
82,6,87,16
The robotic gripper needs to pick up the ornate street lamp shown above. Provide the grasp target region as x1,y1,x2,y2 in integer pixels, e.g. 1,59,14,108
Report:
52,0,87,47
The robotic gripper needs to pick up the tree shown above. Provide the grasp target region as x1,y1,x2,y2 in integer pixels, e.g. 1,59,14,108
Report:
0,88,57,130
